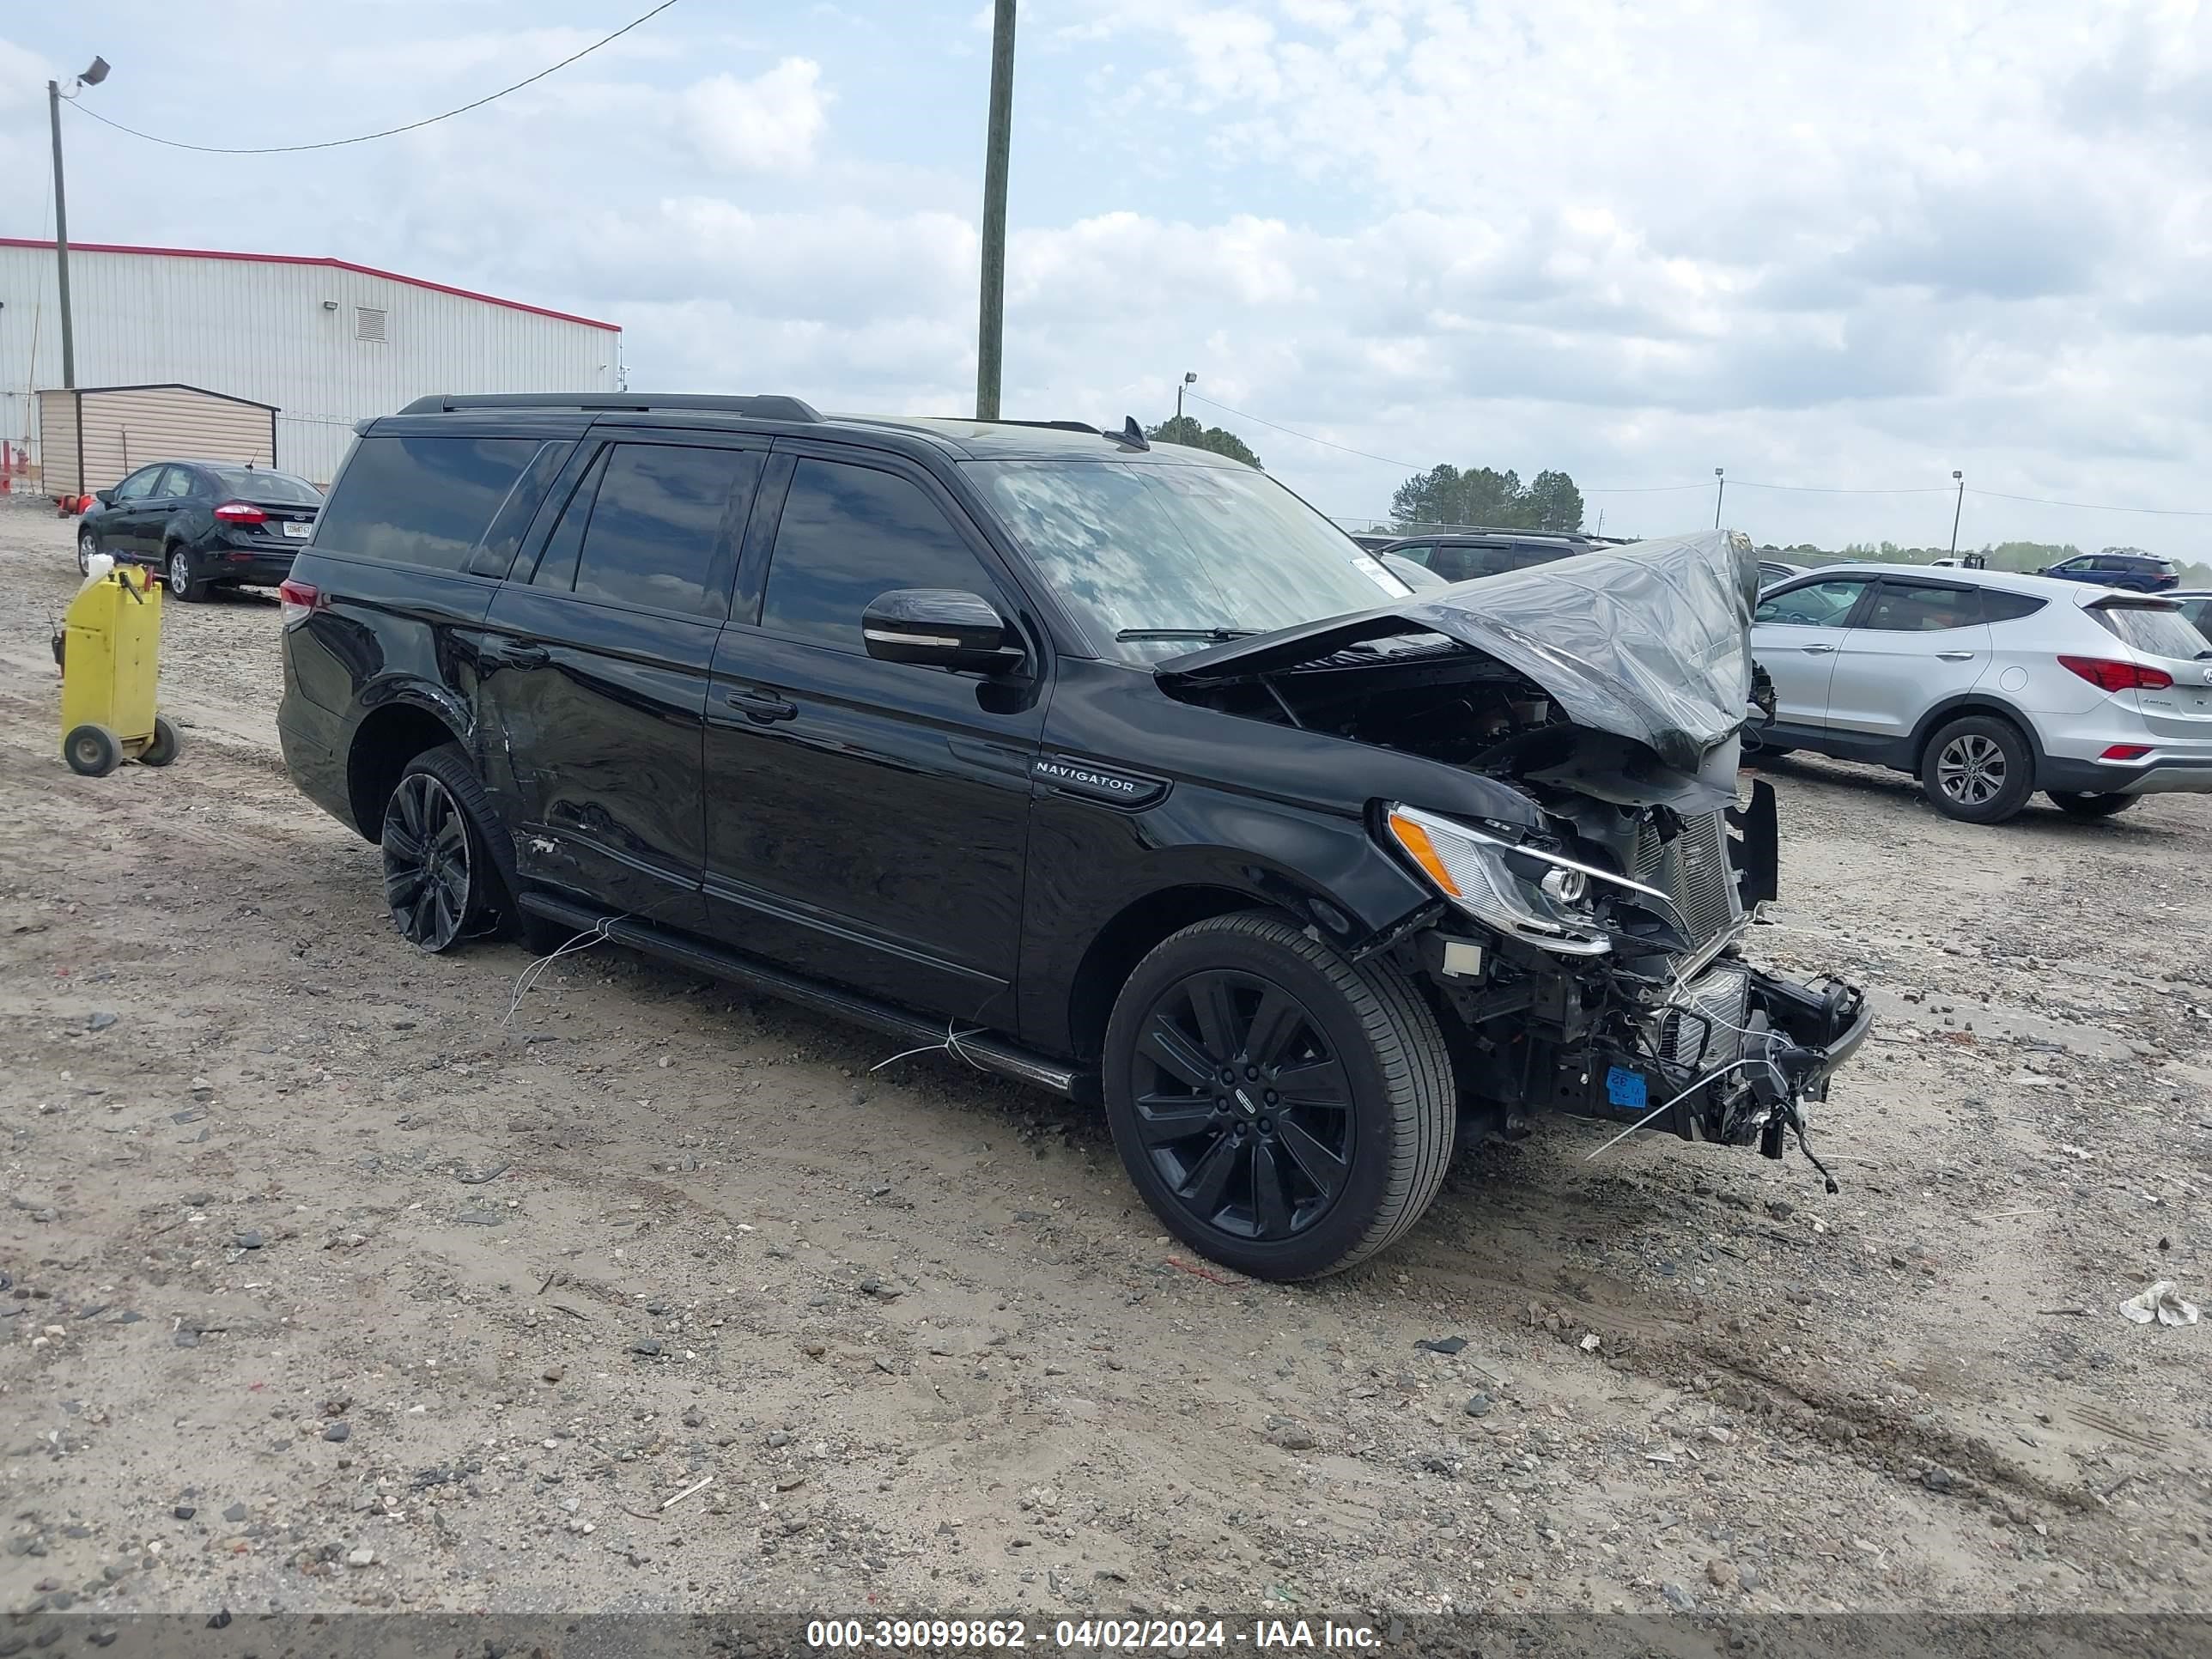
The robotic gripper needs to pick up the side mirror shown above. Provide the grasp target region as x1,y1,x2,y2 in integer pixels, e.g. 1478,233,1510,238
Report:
93,489,113,507
863,589,1021,672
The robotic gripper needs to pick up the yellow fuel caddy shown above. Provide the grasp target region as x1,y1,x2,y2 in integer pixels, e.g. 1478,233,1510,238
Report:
56,560,179,776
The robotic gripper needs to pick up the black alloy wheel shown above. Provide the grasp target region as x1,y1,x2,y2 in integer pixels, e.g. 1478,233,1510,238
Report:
1127,968,1356,1243
382,771,475,951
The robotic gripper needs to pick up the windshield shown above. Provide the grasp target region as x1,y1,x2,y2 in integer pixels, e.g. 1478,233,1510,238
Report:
2093,602,2209,659
208,467,322,506
968,459,1411,662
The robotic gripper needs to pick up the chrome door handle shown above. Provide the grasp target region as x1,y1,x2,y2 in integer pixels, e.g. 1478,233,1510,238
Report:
1802,643,1837,654
1936,651,1976,661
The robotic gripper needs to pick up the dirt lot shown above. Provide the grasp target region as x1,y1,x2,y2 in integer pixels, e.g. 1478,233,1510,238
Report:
1,504,2207,1629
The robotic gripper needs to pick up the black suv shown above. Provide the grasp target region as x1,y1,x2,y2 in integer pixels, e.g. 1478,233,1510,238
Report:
277,394,1869,1279
1370,529,1597,585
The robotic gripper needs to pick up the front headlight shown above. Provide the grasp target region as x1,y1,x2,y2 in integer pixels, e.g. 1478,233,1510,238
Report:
1384,804,1612,956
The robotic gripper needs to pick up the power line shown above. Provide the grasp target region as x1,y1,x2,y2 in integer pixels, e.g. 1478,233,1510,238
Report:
1729,480,1953,496
1965,486,2212,519
64,0,682,155
1183,391,1424,469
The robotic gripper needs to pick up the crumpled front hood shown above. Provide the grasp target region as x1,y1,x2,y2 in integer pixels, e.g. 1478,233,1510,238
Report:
1157,529,1760,775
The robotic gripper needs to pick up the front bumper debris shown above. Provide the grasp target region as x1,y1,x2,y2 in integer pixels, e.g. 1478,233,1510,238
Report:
1571,962,1870,1188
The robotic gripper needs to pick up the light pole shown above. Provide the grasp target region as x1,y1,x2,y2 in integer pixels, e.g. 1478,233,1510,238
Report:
1176,370,1195,422
1712,465,1725,529
47,56,110,394
973,0,1017,422
1948,470,1964,559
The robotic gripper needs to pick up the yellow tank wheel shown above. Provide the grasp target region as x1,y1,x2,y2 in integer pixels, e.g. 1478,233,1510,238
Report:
64,724,122,777
142,715,181,768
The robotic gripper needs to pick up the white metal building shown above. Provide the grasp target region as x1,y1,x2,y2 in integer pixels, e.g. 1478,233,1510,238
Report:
0,238,622,486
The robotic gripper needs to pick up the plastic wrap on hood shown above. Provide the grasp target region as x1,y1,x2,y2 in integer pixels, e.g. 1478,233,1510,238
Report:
1158,529,1761,775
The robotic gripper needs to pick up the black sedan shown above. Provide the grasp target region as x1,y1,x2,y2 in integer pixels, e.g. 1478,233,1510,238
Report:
76,460,323,601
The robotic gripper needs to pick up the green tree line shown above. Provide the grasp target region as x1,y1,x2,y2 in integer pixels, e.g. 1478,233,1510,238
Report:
1389,465,1585,534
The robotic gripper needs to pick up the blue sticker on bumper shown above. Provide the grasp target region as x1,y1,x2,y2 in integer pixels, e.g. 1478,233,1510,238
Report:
1606,1066,1648,1109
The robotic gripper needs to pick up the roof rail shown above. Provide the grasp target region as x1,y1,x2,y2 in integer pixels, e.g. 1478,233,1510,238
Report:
991,419,1102,434
396,392,824,422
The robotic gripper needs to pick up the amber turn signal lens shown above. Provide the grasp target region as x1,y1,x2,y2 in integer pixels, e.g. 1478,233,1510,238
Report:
1387,811,1462,897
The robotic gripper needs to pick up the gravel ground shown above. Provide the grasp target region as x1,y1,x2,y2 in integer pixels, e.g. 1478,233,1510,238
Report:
0,502,2207,1629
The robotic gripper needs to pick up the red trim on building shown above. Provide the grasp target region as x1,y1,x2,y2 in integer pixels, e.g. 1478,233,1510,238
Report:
0,238,620,333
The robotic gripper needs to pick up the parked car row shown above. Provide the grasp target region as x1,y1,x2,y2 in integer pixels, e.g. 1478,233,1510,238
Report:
74,460,323,600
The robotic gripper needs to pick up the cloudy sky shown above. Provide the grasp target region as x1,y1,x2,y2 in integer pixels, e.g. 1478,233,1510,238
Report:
5,0,2210,553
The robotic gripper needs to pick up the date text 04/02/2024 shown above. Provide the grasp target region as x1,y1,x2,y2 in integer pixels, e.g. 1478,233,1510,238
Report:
803,1617,1383,1650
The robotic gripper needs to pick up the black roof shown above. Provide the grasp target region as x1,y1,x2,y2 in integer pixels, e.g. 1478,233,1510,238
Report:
387,393,1249,466
1374,528,1594,547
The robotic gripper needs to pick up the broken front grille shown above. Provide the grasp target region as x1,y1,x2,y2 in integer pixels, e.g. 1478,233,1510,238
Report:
1633,809,1742,951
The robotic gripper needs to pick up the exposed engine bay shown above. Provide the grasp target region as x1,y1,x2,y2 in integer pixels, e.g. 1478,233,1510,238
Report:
1154,529,1870,1188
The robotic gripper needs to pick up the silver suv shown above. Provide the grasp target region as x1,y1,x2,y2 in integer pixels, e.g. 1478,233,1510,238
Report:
1750,564,2212,823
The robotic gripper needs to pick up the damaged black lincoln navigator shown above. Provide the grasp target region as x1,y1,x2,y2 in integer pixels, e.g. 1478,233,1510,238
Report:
277,395,1870,1280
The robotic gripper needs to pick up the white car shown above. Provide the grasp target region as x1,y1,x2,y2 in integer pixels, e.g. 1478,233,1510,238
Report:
1749,563,2212,823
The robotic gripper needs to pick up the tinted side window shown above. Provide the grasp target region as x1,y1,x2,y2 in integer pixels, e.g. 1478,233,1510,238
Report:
1432,544,1510,581
112,467,162,501
316,436,540,572
1977,591,2046,624
1756,578,1869,627
1390,543,1434,568
1860,583,1975,632
568,444,758,619
156,465,202,499
760,459,1000,651
532,450,608,591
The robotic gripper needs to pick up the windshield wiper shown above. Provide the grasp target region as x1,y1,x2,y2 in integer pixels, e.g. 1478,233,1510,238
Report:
1115,627,1258,642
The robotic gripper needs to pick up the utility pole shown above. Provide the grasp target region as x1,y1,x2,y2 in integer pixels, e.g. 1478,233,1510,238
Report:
1948,470,1964,558
1176,370,1195,422
1713,466,1725,529
45,58,107,398
973,0,1017,422
48,81,76,391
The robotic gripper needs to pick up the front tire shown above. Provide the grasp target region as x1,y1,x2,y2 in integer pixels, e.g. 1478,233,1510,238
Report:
2047,790,2137,818
1103,910,1455,1281
1920,714,2034,823
76,528,98,574
166,546,203,603
64,724,122,777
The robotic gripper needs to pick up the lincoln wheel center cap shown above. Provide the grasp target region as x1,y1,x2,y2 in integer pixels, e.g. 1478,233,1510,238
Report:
1234,1090,1260,1118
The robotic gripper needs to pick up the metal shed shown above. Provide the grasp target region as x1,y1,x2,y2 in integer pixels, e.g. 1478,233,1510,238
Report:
34,383,277,499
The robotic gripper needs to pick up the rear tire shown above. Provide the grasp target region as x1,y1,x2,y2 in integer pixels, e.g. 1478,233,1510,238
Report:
2047,790,2137,818
140,715,181,768
1103,910,1455,1281
380,744,507,952
1920,714,2033,823
166,546,203,603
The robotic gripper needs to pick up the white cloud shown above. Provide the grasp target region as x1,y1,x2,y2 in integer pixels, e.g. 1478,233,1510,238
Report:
679,58,830,173
0,38,51,109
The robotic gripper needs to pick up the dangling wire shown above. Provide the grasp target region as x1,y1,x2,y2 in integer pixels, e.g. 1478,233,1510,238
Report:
870,1020,991,1075
501,915,626,1028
